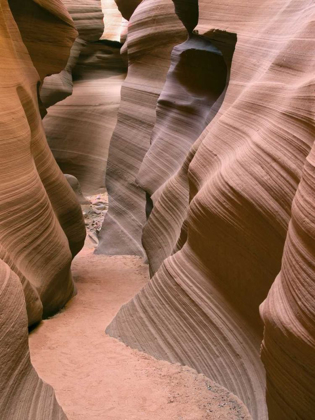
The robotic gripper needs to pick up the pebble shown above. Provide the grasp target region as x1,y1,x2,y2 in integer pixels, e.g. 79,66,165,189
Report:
94,203,106,210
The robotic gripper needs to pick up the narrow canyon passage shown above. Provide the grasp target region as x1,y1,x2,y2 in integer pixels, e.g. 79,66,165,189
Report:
1,0,315,419
29,239,250,420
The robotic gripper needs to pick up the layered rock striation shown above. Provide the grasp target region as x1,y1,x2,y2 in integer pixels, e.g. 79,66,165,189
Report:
106,0,315,418
260,142,315,418
0,260,67,419
1,0,85,326
140,31,236,275
1,0,85,417
97,0,187,256
42,0,127,194
2,0,315,418
8,0,77,82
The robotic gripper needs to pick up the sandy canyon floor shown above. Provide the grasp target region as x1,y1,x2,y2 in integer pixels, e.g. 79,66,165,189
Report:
29,238,250,420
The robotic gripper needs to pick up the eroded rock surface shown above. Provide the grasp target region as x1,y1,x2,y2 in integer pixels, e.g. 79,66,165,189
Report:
139,31,236,274
1,0,85,326
42,0,127,194
106,0,315,419
0,260,67,419
8,0,77,82
1,0,85,417
2,0,315,418
260,142,315,418
97,0,187,256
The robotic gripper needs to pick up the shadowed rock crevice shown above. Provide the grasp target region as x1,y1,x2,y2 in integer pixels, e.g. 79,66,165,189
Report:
140,30,237,275
114,0,142,20
172,0,199,34
138,35,229,196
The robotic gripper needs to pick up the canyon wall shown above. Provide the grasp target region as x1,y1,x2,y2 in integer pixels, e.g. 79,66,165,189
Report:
2,0,85,326
1,0,314,418
260,143,315,417
42,0,127,195
97,0,187,256
0,260,67,419
0,0,85,417
106,0,315,418
139,29,236,275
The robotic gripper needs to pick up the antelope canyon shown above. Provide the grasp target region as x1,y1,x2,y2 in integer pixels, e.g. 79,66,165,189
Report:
0,0,314,419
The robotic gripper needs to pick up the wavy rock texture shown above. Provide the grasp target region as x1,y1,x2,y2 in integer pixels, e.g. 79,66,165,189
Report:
97,0,187,256
107,0,315,418
40,39,83,109
0,1,84,417
43,41,127,194
0,260,67,419
41,0,104,128
8,0,76,82
62,0,104,41
8,0,78,118
260,142,315,418
1,0,85,327
137,36,227,198
42,0,127,194
142,136,200,276
139,31,236,274
40,0,104,109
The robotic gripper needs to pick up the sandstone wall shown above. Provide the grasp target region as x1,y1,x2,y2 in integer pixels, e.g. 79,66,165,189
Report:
106,0,315,418
42,0,127,194
0,0,85,417
97,0,187,255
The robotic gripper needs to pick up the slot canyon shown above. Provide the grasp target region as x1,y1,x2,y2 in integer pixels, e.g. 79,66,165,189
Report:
0,0,314,419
